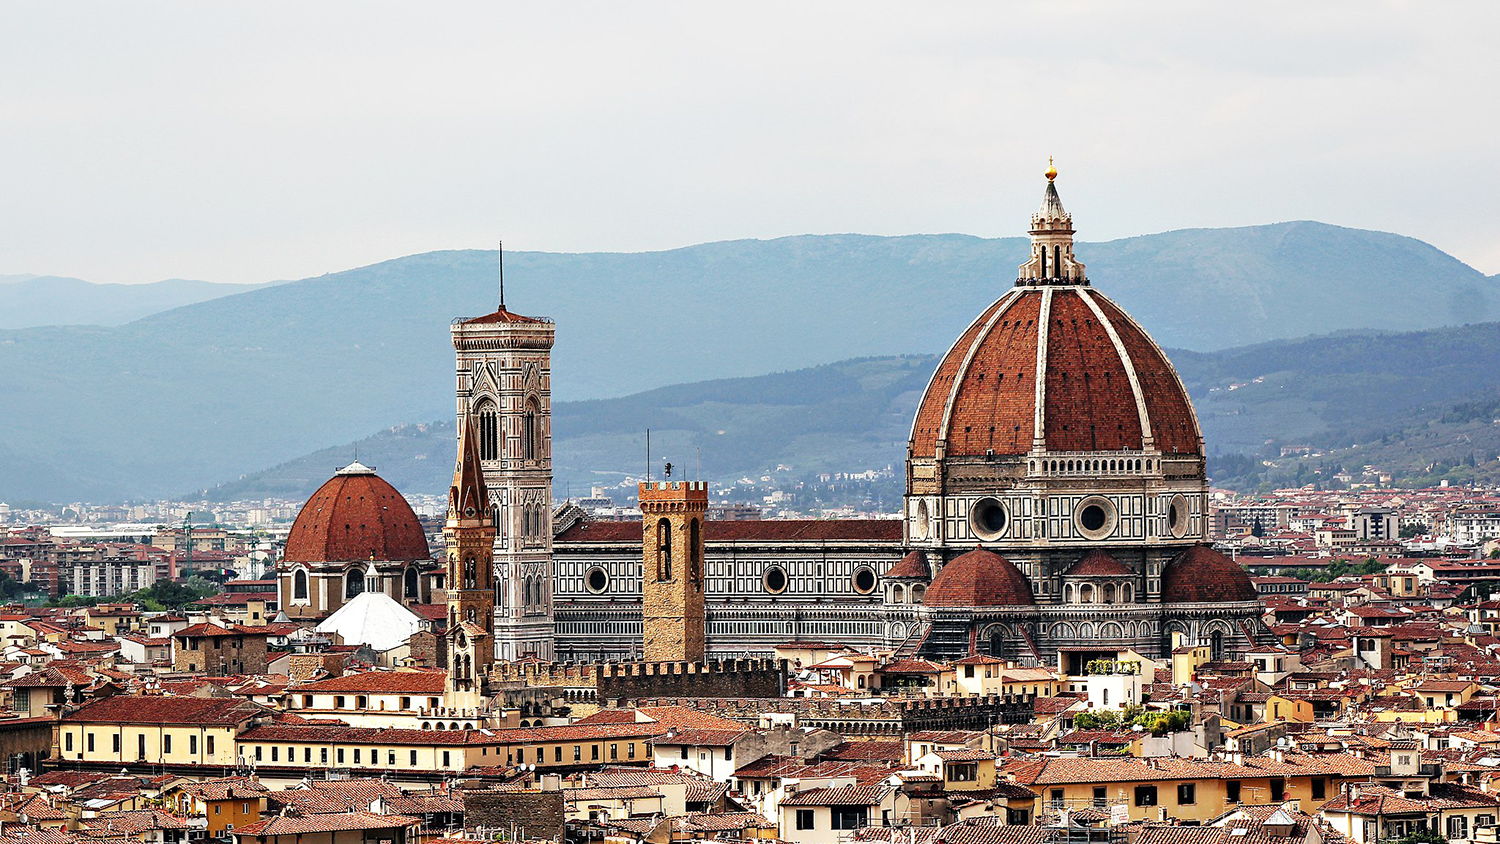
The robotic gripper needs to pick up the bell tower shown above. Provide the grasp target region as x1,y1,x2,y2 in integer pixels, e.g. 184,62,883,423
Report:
445,417,494,700
639,479,708,663
452,284,556,661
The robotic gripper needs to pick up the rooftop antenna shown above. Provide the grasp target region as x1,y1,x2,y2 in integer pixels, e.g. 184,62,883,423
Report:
645,429,651,483
498,240,505,311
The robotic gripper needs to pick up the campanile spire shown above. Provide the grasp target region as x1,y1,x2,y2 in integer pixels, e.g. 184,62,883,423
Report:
1017,161,1087,285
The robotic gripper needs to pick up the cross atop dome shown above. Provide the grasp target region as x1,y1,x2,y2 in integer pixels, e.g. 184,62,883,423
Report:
1017,161,1087,286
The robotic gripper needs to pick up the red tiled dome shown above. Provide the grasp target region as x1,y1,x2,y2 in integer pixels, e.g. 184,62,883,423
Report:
909,286,1201,459
885,550,931,580
284,463,430,564
1161,545,1256,603
1063,550,1134,578
924,548,1035,607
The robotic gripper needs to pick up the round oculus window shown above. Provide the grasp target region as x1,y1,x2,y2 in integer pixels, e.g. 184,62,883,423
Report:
585,566,609,594
969,497,1009,541
912,499,930,541
1168,494,1189,539
763,566,788,594
852,567,877,595
1074,496,1118,540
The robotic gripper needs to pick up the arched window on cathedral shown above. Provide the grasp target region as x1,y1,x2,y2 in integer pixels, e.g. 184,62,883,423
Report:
345,570,364,599
463,556,477,590
689,518,702,585
656,519,673,581
404,567,419,599
293,569,308,601
522,397,540,462
476,400,499,461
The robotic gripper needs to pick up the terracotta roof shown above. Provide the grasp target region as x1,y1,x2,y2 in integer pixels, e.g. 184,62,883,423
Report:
458,307,546,325
555,518,901,544
925,548,1035,607
1162,545,1257,603
781,784,892,807
1064,549,1134,577
234,811,419,837
822,740,906,761
910,284,1201,460
885,550,931,579
241,720,663,746
265,779,404,813
174,777,270,802
291,669,446,695
174,622,265,638
80,810,191,834
631,705,752,732
877,659,947,674
283,468,430,564
61,696,263,726
655,728,748,747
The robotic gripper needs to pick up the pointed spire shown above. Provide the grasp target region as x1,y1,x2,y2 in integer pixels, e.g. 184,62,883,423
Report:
1037,178,1068,223
450,415,490,520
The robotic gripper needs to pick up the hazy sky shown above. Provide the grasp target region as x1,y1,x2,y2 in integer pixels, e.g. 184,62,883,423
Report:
3,1,1497,284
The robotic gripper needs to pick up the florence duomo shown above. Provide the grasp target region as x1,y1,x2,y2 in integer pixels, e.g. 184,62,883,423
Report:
273,164,1269,670
9,6,1497,837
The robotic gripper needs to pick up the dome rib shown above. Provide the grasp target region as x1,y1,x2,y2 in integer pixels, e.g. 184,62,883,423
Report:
1031,288,1053,451
1091,292,1203,455
1078,288,1155,449
910,296,1013,457
935,290,1024,452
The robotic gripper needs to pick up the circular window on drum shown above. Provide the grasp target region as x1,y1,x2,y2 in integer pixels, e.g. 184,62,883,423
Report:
763,566,788,594
1167,493,1190,539
852,566,877,595
969,498,1009,541
911,499,930,541
585,566,609,594
1074,496,1118,541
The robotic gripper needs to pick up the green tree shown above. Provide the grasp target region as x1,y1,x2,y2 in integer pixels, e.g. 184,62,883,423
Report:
46,594,98,608
127,579,217,612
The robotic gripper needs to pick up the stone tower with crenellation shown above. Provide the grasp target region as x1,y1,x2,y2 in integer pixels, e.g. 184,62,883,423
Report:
639,480,708,663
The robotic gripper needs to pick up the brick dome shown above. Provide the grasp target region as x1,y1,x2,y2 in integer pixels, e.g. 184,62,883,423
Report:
1161,545,1256,603
924,547,1035,607
885,550,931,580
910,286,1201,460
284,462,431,564
910,171,1199,462
1063,549,1134,578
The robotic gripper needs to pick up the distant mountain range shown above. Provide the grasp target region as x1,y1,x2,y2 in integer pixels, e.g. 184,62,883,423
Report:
2,221,1497,502
0,276,269,329
207,319,1500,501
